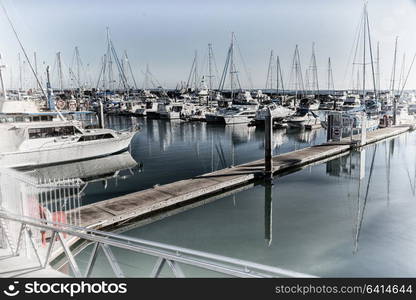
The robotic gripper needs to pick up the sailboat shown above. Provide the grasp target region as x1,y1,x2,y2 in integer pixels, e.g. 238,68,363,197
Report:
331,3,380,132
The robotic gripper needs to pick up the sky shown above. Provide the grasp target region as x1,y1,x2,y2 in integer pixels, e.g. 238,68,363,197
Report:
0,0,416,90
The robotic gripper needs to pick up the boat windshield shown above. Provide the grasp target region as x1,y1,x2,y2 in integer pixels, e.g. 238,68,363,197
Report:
28,126,82,139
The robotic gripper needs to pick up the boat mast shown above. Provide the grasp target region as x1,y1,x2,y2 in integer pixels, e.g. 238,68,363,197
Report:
291,45,304,105
75,46,82,94
207,43,214,106
391,36,398,125
397,53,406,94
106,27,114,93
310,42,320,96
34,51,38,89
103,54,107,96
376,42,380,93
18,52,22,91
0,2,46,98
365,6,377,101
57,52,64,93
194,50,198,91
144,63,150,90
230,32,235,101
0,54,7,100
390,37,398,96
124,50,138,90
276,55,284,95
186,50,197,92
327,57,335,94
362,3,366,103
9,65,12,91
265,49,274,91
208,43,213,91
46,66,55,110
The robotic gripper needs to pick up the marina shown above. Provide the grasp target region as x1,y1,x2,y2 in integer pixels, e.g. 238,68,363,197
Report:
1,0,416,284
73,124,412,230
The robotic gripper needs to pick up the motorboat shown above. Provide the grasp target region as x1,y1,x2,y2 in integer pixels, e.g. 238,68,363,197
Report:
206,106,257,125
0,119,137,168
159,103,194,119
254,103,293,125
299,97,320,111
233,91,259,106
342,94,362,111
286,109,320,129
135,101,158,117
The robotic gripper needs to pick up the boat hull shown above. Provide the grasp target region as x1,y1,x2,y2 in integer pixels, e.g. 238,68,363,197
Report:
0,132,136,169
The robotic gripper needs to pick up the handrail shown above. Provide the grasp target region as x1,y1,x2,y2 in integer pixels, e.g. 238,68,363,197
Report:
0,210,316,278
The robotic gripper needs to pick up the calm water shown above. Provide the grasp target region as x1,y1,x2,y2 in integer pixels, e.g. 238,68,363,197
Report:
80,116,327,205
72,118,416,277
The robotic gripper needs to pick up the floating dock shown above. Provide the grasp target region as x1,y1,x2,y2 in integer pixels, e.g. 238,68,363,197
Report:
73,125,412,230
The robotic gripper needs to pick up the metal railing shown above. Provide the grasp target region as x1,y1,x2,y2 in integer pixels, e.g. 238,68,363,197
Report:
0,210,316,278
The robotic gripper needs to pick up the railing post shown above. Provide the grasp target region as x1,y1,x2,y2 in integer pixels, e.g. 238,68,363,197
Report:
43,231,57,268
84,242,100,277
151,257,166,278
57,232,82,277
166,260,185,278
101,244,125,278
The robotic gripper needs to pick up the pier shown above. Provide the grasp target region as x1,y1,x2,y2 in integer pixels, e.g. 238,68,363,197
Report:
73,125,412,230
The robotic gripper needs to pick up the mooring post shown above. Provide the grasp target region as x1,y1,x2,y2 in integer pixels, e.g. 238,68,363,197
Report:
264,107,273,181
264,182,273,247
99,100,105,129
360,112,367,146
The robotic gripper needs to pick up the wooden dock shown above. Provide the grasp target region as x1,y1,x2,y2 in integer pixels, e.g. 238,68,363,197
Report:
73,125,412,230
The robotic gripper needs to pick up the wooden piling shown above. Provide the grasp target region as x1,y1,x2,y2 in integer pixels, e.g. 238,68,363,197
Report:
264,107,273,181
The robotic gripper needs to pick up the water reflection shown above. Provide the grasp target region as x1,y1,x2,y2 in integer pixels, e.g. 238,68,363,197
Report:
24,152,139,184
264,182,273,247
117,132,416,277
90,116,326,204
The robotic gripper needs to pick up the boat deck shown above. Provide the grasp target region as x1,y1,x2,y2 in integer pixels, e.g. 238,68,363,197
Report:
72,125,412,230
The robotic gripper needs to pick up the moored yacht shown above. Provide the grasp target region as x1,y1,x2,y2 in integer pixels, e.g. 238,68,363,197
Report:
254,103,293,125
286,109,320,129
299,97,320,111
342,94,362,111
206,106,257,125
0,119,137,168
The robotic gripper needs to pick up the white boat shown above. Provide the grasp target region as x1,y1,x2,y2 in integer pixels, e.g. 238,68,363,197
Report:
206,106,257,125
396,104,415,124
233,91,259,105
146,102,169,118
342,94,362,111
254,103,293,124
408,103,416,115
160,103,195,119
0,120,137,168
322,110,379,133
299,98,320,111
187,106,216,121
286,109,320,129
319,96,340,110
135,101,158,116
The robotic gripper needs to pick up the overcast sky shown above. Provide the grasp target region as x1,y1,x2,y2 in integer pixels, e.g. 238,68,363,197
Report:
0,0,415,90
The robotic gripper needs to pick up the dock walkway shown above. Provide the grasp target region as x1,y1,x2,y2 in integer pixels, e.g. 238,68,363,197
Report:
74,125,411,230
0,250,66,278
